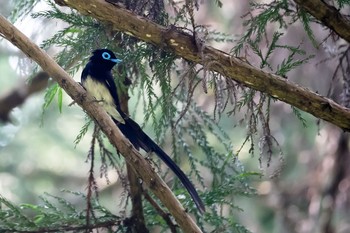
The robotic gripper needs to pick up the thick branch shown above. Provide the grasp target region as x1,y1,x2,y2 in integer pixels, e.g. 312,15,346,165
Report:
0,15,202,233
294,0,350,43
54,0,350,130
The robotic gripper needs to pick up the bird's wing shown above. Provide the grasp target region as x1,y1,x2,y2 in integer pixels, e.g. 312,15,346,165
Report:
104,72,120,106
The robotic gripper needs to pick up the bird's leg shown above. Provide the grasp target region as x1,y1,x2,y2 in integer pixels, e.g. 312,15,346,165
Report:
69,96,103,106
68,100,77,106
91,98,108,107
94,99,105,104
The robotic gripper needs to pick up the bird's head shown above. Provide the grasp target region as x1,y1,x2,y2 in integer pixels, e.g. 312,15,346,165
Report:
90,49,122,70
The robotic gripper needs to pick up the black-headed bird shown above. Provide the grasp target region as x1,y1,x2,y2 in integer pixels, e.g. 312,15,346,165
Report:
81,49,205,213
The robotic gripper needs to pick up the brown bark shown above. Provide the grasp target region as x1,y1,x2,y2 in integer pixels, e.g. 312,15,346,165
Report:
294,0,350,43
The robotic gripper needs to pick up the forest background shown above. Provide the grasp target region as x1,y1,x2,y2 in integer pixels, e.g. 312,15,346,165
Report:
0,0,349,233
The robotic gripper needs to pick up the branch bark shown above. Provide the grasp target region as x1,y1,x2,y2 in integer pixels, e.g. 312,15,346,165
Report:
294,0,350,43
0,15,202,233
54,0,350,131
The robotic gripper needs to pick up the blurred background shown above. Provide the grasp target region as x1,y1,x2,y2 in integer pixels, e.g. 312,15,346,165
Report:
1,1,349,233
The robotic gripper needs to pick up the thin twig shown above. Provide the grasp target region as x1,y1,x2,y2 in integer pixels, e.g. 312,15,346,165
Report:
144,191,178,233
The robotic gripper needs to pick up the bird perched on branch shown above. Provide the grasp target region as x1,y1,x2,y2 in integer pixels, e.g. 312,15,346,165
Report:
81,49,205,213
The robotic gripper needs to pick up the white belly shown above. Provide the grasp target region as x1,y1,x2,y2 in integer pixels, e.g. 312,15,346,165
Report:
84,76,125,123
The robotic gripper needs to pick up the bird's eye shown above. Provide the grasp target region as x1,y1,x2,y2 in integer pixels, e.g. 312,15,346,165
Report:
102,52,111,60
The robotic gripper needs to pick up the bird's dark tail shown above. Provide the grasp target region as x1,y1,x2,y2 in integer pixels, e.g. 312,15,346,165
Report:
115,118,205,213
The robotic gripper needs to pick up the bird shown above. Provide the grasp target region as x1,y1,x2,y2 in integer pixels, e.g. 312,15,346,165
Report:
81,49,205,213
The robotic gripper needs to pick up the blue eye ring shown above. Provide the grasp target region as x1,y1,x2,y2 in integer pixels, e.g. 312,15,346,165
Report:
102,52,111,60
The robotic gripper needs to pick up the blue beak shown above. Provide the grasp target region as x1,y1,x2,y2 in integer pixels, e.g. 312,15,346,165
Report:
111,58,122,63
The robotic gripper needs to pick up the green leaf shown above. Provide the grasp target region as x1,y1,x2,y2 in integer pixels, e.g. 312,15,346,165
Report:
74,117,92,146
299,9,318,48
292,106,307,127
57,87,63,113
337,0,350,8
42,83,58,111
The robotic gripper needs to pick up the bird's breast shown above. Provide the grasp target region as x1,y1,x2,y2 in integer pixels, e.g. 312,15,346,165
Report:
83,75,125,124
83,76,114,105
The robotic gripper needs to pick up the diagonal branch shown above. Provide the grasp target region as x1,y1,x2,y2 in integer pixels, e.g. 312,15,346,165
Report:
293,0,350,43
0,15,202,233
54,0,350,130
0,71,49,122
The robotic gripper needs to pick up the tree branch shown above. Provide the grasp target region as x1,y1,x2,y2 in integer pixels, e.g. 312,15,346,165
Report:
0,71,49,122
0,15,202,233
293,0,350,43
54,0,350,130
